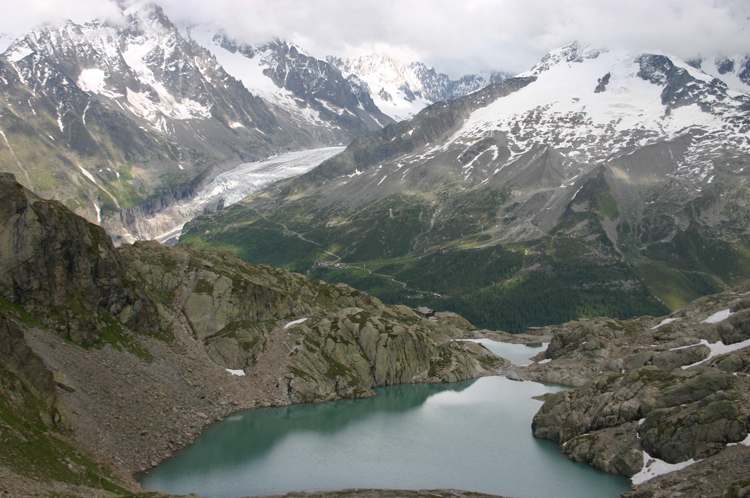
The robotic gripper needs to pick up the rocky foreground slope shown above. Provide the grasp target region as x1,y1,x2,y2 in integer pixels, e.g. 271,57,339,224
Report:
518,286,750,497
4,166,750,498
0,171,504,497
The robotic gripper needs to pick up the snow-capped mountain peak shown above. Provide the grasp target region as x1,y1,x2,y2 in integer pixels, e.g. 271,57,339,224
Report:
187,30,392,136
4,4,221,129
525,41,603,75
329,52,510,121
439,46,750,193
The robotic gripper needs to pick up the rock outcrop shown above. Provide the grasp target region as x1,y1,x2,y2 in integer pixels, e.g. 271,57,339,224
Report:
0,313,69,430
519,286,750,497
121,240,505,403
0,173,164,345
0,173,505,496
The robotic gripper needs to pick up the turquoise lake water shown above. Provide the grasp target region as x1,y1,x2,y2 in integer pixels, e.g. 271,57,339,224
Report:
140,342,632,498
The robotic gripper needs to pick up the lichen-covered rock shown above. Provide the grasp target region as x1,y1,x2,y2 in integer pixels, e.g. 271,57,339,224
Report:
525,287,750,488
641,389,748,463
0,173,164,344
564,422,643,476
0,314,69,429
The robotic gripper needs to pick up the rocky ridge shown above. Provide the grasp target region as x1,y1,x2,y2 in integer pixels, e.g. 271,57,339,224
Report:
205,34,394,136
329,52,510,121
0,171,505,496
517,284,750,497
691,54,750,94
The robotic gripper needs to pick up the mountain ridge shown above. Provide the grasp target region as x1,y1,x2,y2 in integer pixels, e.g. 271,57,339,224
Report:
0,3,515,246
329,52,511,121
179,42,750,331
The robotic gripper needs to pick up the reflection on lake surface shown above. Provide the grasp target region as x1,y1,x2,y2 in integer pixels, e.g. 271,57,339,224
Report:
141,343,631,498
465,339,547,366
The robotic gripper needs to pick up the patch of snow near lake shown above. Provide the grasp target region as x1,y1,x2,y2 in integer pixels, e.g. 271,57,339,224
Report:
538,359,551,364
727,434,750,447
631,451,698,486
651,317,678,329
702,309,732,324
679,337,750,369
225,369,246,376
284,318,308,329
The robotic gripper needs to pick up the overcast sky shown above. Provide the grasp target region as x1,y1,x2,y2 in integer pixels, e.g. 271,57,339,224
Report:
0,0,748,77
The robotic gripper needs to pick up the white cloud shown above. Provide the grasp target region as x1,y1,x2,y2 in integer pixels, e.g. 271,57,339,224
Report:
0,0,121,41
1,0,749,77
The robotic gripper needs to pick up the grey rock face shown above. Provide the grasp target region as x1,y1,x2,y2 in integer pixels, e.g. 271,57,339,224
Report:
0,314,69,429
594,72,611,93
524,286,750,491
122,240,506,404
0,173,163,344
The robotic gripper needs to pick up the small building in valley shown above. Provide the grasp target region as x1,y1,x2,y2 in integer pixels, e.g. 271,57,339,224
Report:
414,306,435,318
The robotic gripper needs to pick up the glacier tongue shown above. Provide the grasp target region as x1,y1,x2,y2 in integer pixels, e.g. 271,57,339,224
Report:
197,147,345,207
142,147,344,245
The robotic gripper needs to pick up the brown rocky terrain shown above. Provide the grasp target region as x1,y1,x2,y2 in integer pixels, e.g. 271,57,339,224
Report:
518,285,750,497
0,172,506,497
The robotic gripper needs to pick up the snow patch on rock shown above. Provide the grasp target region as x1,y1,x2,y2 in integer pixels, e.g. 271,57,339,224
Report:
632,451,699,486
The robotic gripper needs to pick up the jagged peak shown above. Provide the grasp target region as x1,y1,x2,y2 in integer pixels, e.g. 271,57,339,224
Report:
122,1,164,19
526,41,604,75
693,54,750,92
209,32,314,62
343,52,412,78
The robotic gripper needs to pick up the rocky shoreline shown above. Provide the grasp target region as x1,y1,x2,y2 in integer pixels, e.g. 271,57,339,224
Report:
0,172,506,497
516,285,750,498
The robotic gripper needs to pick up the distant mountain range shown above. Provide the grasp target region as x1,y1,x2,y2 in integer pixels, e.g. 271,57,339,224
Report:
179,42,750,332
327,52,510,121
0,3,502,241
3,2,750,332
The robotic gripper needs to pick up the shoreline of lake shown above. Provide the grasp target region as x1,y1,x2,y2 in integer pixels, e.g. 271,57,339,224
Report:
140,342,632,498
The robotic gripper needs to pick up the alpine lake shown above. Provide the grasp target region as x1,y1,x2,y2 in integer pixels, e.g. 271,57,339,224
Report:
140,341,632,498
